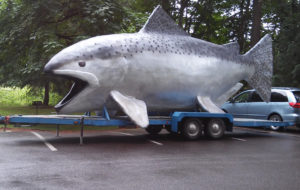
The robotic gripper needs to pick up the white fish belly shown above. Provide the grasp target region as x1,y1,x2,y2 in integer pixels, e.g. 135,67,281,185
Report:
117,52,254,110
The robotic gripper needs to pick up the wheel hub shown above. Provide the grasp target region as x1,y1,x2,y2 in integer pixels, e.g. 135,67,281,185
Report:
270,115,281,130
211,123,220,133
187,123,198,136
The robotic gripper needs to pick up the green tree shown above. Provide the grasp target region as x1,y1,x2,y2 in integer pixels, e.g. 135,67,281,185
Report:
273,0,300,87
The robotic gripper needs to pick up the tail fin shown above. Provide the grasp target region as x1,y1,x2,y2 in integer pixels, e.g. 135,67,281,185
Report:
244,34,273,102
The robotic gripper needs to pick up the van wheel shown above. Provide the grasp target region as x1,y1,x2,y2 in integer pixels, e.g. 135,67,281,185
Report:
205,119,225,139
269,114,282,131
182,118,203,140
145,125,163,135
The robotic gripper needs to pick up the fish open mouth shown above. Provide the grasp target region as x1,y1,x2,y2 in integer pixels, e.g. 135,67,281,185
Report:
54,77,88,112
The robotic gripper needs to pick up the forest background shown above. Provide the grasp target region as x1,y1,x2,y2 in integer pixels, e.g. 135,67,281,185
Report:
0,0,299,106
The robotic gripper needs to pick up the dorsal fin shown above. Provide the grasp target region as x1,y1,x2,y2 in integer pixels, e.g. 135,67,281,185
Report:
222,42,240,54
139,5,189,36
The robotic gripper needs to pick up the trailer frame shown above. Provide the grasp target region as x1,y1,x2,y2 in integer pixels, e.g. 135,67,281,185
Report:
0,110,294,144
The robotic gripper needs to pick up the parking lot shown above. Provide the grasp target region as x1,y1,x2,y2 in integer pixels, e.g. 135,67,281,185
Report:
1,127,300,190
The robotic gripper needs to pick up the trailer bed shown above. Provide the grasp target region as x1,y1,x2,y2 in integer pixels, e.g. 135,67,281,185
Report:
1,114,293,128
1,115,171,126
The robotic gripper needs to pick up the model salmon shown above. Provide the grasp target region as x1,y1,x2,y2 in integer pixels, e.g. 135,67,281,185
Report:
44,6,273,128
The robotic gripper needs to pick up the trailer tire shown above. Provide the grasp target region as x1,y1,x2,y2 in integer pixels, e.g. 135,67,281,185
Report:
182,118,203,140
145,125,163,135
205,119,225,139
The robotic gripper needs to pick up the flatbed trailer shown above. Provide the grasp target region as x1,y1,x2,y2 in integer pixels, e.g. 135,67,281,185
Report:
0,111,293,144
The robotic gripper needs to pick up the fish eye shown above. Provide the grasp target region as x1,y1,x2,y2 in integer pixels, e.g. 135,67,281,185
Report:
78,61,86,67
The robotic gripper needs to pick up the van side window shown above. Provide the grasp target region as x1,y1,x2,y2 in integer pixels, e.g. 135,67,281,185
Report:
271,92,288,102
250,92,263,102
234,92,250,103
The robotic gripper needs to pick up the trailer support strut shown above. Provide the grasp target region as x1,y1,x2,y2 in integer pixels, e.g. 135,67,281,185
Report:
56,125,60,137
3,116,9,132
80,117,84,145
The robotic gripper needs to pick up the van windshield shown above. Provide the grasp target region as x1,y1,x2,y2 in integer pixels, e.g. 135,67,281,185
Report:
293,91,300,103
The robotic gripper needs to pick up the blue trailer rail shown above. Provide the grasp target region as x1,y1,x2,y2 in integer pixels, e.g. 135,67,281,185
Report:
1,115,170,126
1,112,293,143
233,118,294,127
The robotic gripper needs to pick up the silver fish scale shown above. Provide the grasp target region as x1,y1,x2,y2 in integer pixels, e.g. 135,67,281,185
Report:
90,34,221,61
92,33,246,65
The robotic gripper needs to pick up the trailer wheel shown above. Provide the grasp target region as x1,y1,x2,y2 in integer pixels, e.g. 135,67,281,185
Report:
145,125,163,135
182,118,203,140
205,119,225,139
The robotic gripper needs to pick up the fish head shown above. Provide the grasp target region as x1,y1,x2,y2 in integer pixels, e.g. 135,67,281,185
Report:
44,36,128,113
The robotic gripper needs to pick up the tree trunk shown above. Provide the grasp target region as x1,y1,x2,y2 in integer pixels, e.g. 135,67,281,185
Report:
237,0,251,52
43,82,49,106
178,0,189,28
250,0,263,47
237,0,245,52
161,0,171,14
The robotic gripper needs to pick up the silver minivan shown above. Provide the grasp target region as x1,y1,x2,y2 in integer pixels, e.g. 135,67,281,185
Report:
222,87,300,130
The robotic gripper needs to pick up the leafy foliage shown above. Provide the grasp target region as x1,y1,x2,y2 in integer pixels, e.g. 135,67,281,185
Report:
273,0,300,87
0,0,127,101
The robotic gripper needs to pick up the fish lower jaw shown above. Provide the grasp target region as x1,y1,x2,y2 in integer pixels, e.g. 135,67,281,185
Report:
54,107,78,114
54,79,89,113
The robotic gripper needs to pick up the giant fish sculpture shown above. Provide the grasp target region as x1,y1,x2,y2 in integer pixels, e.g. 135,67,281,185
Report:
44,6,273,128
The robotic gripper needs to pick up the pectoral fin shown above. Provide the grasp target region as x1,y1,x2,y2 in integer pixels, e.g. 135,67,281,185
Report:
197,96,224,113
110,90,149,128
215,83,243,107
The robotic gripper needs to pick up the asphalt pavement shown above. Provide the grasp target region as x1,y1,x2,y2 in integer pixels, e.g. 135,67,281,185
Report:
0,127,300,190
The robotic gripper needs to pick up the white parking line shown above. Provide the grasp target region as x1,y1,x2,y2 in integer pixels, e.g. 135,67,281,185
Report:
111,132,134,136
117,132,134,136
31,132,57,152
231,137,247,142
112,131,163,146
149,140,163,146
